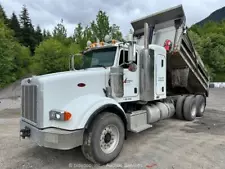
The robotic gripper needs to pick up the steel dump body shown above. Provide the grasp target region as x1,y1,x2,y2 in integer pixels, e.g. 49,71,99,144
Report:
131,5,209,96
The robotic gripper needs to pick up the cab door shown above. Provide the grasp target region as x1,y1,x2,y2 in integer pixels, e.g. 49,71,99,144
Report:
119,49,139,98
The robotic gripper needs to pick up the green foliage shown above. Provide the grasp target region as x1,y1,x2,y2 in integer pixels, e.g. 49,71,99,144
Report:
91,11,110,41
0,4,9,25
19,5,36,54
0,3,123,88
74,10,123,50
13,44,31,79
33,39,70,74
190,21,225,81
9,12,21,41
0,19,31,87
0,20,16,87
68,43,82,68
35,25,43,46
53,19,67,41
110,24,123,41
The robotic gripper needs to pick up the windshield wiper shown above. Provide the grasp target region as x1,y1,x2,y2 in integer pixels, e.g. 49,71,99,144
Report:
92,64,107,69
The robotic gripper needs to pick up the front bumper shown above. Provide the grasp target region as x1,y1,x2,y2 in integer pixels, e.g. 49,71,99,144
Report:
20,120,84,150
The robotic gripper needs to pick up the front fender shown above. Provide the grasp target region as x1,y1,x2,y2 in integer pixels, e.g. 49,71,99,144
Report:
62,94,126,130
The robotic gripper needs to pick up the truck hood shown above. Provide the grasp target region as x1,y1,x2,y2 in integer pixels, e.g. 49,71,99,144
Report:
22,68,109,127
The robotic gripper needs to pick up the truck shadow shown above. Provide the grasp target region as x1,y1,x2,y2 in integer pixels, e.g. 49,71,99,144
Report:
18,146,93,168
17,119,177,168
180,110,225,135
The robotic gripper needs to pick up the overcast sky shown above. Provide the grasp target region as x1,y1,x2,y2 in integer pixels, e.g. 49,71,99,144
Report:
1,0,225,36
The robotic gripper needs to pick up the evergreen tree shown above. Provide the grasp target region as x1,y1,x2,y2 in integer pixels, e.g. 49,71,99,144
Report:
46,30,52,39
0,4,9,25
9,12,21,41
53,19,67,40
19,5,36,54
43,29,47,39
35,25,43,45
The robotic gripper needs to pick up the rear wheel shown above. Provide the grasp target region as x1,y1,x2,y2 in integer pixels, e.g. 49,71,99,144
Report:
176,95,187,120
183,95,197,121
196,95,206,117
82,112,125,164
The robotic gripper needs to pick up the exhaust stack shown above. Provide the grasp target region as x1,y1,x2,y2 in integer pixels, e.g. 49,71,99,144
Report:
140,22,154,101
144,23,149,49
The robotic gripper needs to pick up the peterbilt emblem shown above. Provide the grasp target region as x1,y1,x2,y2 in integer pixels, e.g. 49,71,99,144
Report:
123,78,133,84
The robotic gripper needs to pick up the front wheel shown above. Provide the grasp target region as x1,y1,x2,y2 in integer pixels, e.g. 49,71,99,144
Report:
82,112,125,164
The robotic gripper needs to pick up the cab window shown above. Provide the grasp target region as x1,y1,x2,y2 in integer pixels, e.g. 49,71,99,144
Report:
119,50,137,68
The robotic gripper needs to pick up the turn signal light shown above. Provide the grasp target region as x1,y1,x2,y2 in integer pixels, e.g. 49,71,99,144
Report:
64,111,72,121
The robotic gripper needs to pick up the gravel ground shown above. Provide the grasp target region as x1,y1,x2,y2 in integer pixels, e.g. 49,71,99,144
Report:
0,89,225,169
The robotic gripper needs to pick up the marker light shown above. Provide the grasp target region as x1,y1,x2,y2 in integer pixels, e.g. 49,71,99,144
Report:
112,39,117,44
87,40,92,47
91,43,97,48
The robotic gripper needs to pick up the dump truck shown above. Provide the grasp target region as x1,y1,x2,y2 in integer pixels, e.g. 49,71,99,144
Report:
20,5,209,164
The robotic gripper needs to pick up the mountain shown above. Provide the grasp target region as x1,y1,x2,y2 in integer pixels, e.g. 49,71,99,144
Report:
196,6,225,25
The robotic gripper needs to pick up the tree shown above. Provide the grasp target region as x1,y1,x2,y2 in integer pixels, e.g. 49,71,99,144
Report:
35,25,43,45
74,11,123,50
9,12,21,41
33,39,70,74
74,24,94,49
91,10,123,41
68,43,82,69
53,19,67,41
19,5,36,54
43,29,47,39
190,21,225,81
46,30,52,39
91,11,111,41
13,43,31,79
74,23,83,44
110,24,123,41
188,31,203,55
0,19,31,87
0,4,9,25
0,19,15,87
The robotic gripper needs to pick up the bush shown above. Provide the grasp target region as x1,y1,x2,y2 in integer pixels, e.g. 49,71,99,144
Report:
33,39,82,75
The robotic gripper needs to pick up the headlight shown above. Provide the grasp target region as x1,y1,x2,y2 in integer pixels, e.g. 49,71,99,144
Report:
49,110,72,121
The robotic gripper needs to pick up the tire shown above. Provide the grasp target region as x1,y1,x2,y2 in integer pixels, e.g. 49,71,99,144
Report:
82,112,125,164
176,95,187,120
183,95,197,121
195,95,206,117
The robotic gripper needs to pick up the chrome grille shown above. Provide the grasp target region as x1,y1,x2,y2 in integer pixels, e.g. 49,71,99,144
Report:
22,85,37,123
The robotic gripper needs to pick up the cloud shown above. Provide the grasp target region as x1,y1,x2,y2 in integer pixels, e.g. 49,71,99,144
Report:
1,0,225,36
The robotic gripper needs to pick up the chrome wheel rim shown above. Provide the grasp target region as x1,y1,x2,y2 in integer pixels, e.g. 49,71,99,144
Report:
191,105,197,117
100,125,119,154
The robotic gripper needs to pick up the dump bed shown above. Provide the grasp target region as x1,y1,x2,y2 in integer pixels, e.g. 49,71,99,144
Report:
131,5,209,96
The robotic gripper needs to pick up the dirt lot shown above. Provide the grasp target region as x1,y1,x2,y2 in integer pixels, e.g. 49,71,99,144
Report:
1,89,225,169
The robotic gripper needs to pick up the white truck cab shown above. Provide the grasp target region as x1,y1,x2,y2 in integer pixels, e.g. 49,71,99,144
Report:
20,5,209,164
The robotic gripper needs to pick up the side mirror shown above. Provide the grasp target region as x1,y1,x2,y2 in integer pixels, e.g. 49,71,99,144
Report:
69,55,76,70
127,30,136,63
128,43,136,63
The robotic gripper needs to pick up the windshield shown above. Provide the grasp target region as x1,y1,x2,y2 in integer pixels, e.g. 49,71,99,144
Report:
80,47,117,69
